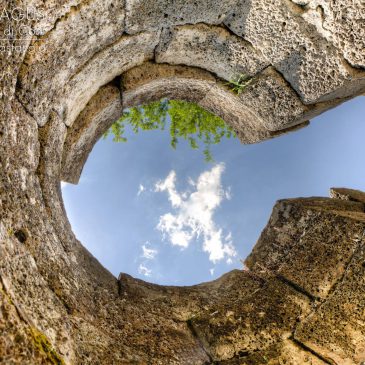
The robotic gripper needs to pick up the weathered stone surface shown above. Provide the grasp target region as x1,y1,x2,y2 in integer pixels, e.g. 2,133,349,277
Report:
157,25,324,132
62,84,122,184
17,0,125,126
59,31,160,127
6,99,40,171
296,0,365,69
29,0,83,35
0,1,33,105
225,0,365,103
2,0,365,364
238,67,310,131
125,0,238,34
0,277,64,365
246,198,363,272
277,211,365,299
122,62,217,108
330,187,365,204
198,82,272,143
190,273,310,361
295,239,365,364
219,340,327,364
156,24,269,81
246,198,365,299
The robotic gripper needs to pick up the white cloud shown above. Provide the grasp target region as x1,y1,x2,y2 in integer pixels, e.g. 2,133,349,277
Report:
137,184,145,196
138,264,152,277
155,163,237,263
155,171,182,207
142,243,158,260
61,182,69,189
210,268,215,276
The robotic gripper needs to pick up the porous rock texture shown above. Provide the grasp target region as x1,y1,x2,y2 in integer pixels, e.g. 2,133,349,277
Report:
0,0,365,364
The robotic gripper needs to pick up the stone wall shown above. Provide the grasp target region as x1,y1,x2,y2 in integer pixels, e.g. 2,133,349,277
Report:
0,0,365,364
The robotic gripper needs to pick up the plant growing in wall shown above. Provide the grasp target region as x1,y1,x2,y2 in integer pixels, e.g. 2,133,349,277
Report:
104,99,236,162
226,74,253,94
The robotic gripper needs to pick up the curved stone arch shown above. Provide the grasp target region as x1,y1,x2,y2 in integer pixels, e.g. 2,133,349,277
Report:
1,0,365,364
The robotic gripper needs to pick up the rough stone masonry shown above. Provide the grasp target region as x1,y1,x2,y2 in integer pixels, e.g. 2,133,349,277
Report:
0,0,365,364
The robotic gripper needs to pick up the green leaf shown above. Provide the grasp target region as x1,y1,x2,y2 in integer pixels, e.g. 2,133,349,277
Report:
104,99,236,162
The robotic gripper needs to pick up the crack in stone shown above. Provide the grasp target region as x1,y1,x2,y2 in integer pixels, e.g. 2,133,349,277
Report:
277,274,319,301
289,337,337,365
186,318,215,364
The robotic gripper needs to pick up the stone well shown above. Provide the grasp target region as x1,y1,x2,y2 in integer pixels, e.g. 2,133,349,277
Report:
0,0,365,363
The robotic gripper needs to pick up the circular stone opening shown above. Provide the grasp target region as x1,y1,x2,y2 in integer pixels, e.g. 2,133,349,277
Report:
3,1,365,362
61,96,365,285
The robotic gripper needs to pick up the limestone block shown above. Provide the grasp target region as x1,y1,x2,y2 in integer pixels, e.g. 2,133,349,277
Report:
239,67,310,131
225,0,365,103
58,31,160,127
0,228,75,363
218,341,327,364
246,198,365,299
122,62,217,108
125,0,237,34
0,2,33,103
295,0,365,68
295,240,365,365
197,82,272,144
0,278,65,364
277,211,365,299
189,272,310,361
37,113,67,179
5,100,40,171
156,24,269,81
61,84,123,184
246,199,360,273
29,0,83,35
17,0,125,126
330,187,365,205
156,25,315,132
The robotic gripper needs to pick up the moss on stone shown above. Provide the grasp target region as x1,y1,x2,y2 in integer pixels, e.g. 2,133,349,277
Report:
30,328,65,365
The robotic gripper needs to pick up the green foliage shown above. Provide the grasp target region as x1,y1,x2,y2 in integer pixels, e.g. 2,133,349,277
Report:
226,74,253,94
104,99,236,162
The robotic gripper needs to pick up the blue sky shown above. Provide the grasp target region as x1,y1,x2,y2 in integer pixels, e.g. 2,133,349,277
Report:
62,96,365,286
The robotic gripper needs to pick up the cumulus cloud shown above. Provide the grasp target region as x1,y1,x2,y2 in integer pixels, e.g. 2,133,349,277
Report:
138,264,152,277
137,242,158,278
155,171,182,207
142,243,158,260
155,164,237,263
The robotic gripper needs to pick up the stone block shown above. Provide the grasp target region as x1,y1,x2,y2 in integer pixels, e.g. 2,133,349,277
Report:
189,272,310,361
246,198,365,299
330,187,365,205
58,31,160,127
125,0,237,34
239,67,310,131
295,240,365,364
225,0,365,104
61,84,123,184
277,211,364,299
122,62,217,108
156,24,269,81
17,0,125,126
295,0,365,68
218,340,327,364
